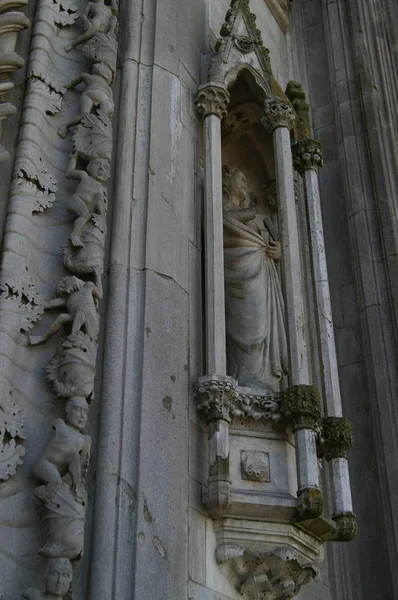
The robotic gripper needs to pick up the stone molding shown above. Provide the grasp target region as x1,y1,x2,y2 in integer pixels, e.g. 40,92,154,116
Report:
279,385,322,432
319,416,353,461
195,83,230,121
216,543,317,600
292,139,323,175
0,0,30,163
262,98,295,132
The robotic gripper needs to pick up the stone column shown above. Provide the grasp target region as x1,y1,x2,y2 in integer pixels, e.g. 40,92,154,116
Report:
195,83,229,375
195,84,234,517
196,375,238,516
293,140,356,538
262,100,321,519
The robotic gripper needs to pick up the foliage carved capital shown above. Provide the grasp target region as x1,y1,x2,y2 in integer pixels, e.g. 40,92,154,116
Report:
279,385,322,432
319,417,353,461
195,84,230,121
292,139,323,174
195,375,239,422
262,98,295,132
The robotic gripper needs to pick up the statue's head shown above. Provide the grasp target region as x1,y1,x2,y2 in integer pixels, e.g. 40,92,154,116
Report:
45,558,72,596
65,396,89,431
222,166,247,206
87,157,110,183
56,276,84,297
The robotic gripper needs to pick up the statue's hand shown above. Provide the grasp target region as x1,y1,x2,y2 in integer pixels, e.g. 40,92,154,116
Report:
265,240,281,260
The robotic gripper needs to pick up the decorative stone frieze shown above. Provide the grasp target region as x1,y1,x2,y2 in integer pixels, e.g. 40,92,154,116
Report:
195,375,238,422
216,543,317,600
232,390,280,421
279,385,322,432
0,0,30,163
262,98,295,133
195,83,230,121
292,139,323,175
319,416,353,461
0,389,26,480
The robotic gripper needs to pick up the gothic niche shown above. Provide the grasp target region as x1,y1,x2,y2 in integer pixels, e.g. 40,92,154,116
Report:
221,70,288,392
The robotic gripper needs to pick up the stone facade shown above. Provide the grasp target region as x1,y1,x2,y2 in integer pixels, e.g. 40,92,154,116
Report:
0,0,397,599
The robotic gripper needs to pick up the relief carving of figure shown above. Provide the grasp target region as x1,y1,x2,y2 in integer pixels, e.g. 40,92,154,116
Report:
222,166,288,390
32,396,91,500
29,276,101,345
65,0,117,52
22,558,73,599
32,397,91,559
65,153,109,248
58,63,114,139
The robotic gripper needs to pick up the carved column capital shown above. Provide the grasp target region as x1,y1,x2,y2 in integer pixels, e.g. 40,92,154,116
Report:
319,416,353,461
292,139,323,174
195,83,230,120
279,385,322,432
196,375,238,422
262,98,295,132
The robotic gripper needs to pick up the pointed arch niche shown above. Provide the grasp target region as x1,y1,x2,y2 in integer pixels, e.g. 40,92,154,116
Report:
194,2,356,599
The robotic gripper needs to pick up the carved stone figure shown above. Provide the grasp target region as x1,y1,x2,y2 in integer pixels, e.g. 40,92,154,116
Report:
63,215,106,296
32,397,91,559
32,397,91,499
29,276,101,345
65,153,110,248
222,166,288,390
58,63,114,139
23,557,73,599
65,0,117,52
46,332,97,400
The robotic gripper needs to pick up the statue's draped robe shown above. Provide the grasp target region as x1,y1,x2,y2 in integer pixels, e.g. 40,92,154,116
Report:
223,208,288,389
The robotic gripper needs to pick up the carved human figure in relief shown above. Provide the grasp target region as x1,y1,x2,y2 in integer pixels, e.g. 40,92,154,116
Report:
32,397,91,502
58,64,114,139
29,276,100,345
65,0,117,52
22,557,73,599
65,153,110,248
222,166,288,390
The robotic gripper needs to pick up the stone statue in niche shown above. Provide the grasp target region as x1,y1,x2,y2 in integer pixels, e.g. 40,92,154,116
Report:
58,63,114,139
65,0,117,52
22,557,73,599
32,396,91,559
65,153,110,248
29,276,101,345
222,166,288,390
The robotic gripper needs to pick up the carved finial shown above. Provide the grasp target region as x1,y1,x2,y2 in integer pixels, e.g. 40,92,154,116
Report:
195,84,230,121
285,81,311,140
262,98,295,132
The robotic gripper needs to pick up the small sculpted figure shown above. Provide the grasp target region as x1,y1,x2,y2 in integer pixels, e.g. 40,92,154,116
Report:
29,276,100,345
65,153,110,248
222,166,288,390
22,557,73,599
58,63,114,139
32,396,91,502
65,0,117,52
